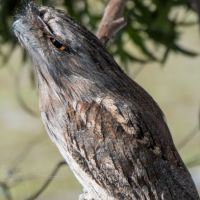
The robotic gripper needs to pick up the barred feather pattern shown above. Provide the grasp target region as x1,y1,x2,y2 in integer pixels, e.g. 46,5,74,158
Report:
38,76,199,200
13,3,200,200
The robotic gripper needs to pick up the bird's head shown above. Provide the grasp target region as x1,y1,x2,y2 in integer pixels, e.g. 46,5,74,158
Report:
13,2,119,89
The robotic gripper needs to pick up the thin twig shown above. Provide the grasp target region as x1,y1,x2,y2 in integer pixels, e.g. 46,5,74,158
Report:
132,65,145,79
0,137,44,200
0,182,12,200
25,161,66,200
177,106,200,150
186,155,200,168
15,64,38,117
6,137,43,182
96,0,127,44
177,126,199,150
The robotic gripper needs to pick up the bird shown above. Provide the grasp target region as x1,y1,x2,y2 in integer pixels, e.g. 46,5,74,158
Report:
13,2,199,200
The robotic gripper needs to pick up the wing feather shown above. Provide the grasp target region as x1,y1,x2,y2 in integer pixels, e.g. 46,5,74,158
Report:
60,97,198,200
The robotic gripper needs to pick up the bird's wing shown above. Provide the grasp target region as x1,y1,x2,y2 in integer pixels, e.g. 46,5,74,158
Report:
63,97,198,200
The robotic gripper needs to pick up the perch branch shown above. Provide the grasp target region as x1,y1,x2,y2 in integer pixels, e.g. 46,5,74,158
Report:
96,0,127,44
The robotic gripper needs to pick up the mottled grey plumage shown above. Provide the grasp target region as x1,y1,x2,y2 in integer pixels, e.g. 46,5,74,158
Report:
13,3,199,200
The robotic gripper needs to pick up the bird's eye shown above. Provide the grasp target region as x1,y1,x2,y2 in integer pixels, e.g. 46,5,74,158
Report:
50,37,66,51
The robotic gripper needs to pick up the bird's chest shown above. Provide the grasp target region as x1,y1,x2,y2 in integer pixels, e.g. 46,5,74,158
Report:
40,106,111,200
38,85,78,164
40,103,86,182
38,89,112,199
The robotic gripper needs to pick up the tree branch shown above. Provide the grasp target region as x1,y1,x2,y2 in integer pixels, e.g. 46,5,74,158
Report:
96,0,127,44
189,0,200,24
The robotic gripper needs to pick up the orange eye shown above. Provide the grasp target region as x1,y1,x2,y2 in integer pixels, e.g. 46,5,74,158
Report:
50,37,66,51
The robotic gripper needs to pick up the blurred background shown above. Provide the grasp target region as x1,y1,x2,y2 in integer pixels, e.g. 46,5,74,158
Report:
1,0,200,199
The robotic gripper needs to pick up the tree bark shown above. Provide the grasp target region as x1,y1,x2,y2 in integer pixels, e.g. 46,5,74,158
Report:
96,0,127,44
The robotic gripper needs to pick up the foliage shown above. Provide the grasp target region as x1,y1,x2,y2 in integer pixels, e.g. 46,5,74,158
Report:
0,0,199,65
